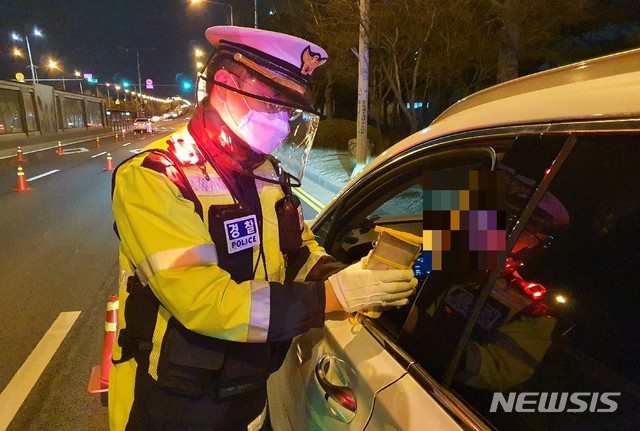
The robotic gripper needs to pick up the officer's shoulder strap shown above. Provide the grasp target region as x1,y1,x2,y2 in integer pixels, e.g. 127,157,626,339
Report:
111,146,204,239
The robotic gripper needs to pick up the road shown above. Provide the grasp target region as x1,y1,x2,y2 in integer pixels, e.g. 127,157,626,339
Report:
0,118,328,430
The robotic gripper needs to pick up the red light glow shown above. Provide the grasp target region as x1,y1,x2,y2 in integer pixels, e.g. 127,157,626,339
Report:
509,277,547,300
338,392,357,412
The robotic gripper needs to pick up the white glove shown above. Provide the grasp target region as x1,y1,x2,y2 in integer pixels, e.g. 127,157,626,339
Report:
341,252,370,272
328,268,417,313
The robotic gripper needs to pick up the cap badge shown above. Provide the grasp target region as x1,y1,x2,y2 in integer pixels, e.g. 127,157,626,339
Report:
300,46,327,76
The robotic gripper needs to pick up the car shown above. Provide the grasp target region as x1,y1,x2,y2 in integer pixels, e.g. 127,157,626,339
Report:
133,117,152,133
267,48,640,430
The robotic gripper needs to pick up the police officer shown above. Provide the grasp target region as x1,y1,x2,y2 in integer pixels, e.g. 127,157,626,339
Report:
108,26,417,431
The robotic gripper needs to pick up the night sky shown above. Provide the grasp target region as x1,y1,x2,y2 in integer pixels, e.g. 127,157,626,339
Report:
0,0,261,98
1,0,638,99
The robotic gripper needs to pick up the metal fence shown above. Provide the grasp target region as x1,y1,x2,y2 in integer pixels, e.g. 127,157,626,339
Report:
0,79,108,141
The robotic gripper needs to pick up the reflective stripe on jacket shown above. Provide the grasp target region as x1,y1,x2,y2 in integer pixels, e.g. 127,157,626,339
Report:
111,127,330,363
459,315,557,391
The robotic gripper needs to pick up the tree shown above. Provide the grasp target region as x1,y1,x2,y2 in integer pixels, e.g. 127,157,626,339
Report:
271,0,596,136
488,0,590,82
267,0,359,118
366,0,497,133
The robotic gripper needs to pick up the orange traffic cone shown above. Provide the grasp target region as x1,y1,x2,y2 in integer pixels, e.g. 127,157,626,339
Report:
96,137,101,148
16,146,26,162
56,141,64,155
14,165,31,192
88,295,119,394
104,153,114,171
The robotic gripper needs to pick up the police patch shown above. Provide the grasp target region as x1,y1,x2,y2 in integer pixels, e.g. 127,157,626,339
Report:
224,214,260,254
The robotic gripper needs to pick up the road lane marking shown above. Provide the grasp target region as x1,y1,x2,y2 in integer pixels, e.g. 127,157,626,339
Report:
294,187,325,208
295,187,325,208
0,311,81,431
293,187,324,214
91,151,107,158
122,142,132,146
26,170,59,181
62,147,89,154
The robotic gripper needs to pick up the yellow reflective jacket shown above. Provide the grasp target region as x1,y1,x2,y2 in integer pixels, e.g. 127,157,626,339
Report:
111,127,336,363
424,281,557,392
460,315,557,391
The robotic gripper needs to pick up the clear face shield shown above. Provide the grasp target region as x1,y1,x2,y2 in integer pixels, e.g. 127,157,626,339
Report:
234,92,319,181
197,55,319,182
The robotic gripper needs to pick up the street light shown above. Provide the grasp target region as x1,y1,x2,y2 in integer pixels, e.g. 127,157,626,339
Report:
74,70,83,94
10,27,44,83
131,91,142,116
105,83,112,109
190,0,234,26
47,58,66,91
194,48,205,71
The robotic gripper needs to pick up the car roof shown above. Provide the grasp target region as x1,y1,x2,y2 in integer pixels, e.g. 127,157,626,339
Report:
352,48,640,182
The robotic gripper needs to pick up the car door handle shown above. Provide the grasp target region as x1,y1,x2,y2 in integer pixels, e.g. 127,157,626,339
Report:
315,354,357,416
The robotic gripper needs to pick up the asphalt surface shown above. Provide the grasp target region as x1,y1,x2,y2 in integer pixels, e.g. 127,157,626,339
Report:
0,130,137,430
0,117,347,430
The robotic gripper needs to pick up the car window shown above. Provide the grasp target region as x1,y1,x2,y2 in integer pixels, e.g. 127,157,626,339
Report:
313,142,509,338
373,183,423,216
402,133,640,430
399,134,566,372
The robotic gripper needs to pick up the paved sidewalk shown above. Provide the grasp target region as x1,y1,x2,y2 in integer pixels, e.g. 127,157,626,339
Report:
302,148,352,197
301,148,379,207
283,148,365,209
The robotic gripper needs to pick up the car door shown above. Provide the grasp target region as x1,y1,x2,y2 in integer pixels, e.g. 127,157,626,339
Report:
439,130,640,431
283,126,640,431
298,126,640,430
268,139,505,431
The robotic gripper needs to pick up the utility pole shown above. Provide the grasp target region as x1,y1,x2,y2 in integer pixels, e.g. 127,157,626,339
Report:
120,47,155,94
136,49,142,94
25,36,38,84
352,0,369,178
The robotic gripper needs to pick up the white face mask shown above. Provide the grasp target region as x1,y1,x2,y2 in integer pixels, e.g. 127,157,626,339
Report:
224,73,292,154
236,108,291,154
